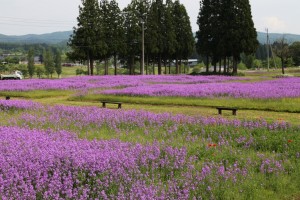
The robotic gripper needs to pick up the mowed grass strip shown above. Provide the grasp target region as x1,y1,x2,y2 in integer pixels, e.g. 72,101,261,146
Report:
69,94,300,113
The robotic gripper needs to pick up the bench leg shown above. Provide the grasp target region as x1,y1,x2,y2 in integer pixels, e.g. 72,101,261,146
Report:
233,110,237,115
102,102,106,108
218,109,222,115
118,104,121,109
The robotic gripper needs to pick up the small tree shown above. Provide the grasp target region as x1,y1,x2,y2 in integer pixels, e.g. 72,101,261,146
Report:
54,50,62,78
289,41,300,66
27,48,35,78
18,64,28,78
43,49,55,78
272,37,290,74
36,66,45,78
253,59,262,69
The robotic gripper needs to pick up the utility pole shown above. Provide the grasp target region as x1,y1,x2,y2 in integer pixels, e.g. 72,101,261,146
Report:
266,28,270,71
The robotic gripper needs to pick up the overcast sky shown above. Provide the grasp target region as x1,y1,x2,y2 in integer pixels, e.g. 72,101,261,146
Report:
0,0,299,36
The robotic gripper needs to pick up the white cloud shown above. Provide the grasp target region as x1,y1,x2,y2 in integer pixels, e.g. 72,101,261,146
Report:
263,17,287,32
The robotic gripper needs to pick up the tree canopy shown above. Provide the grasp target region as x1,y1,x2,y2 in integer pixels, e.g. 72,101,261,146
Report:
196,0,258,74
68,0,194,75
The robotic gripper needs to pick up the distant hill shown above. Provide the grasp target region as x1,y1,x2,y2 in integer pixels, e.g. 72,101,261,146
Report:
0,31,72,44
257,32,300,44
1,30,300,45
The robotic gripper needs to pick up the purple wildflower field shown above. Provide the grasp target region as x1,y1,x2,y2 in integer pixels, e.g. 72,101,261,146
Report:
102,77,300,99
0,75,242,92
1,75,300,99
0,100,299,199
1,75,299,99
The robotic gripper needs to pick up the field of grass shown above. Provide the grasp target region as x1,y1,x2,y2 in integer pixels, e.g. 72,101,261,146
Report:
0,70,299,199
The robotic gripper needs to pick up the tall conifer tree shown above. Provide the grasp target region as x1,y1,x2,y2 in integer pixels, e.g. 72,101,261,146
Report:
68,0,104,75
147,0,165,75
27,48,35,78
173,0,194,74
196,0,258,74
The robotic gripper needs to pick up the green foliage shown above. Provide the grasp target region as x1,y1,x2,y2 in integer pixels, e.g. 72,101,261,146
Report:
76,68,87,75
100,0,126,75
18,64,28,78
54,50,62,77
241,53,255,69
289,41,300,66
0,63,7,72
253,59,262,68
147,0,165,74
237,62,247,70
67,0,194,76
196,0,258,74
173,0,195,74
272,37,290,74
192,66,202,74
27,48,35,78
4,56,19,64
68,0,103,75
43,49,55,77
36,65,45,78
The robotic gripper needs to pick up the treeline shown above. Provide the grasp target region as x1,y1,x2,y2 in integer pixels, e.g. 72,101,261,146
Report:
196,0,258,75
0,43,68,54
0,46,63,79
68,0,195,75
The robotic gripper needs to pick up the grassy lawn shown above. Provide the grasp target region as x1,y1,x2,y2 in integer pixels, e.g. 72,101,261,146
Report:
1,89,300,125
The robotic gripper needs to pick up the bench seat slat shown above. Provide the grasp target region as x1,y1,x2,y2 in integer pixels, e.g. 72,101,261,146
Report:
101,101,122,109
216,107,238,116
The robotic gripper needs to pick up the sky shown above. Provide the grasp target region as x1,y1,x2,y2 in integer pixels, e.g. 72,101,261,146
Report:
0,0,299,36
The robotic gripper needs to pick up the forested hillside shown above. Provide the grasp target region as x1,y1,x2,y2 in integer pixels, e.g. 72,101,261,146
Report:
1,31,300,45
0,31,72,44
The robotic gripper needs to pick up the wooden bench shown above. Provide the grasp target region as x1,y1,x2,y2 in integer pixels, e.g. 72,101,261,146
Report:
101,101,122,109
216,107,238,115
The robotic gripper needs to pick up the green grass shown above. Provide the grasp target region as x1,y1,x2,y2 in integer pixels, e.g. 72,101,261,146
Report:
69,94,300,113
0,90,74,99
2,87,300,125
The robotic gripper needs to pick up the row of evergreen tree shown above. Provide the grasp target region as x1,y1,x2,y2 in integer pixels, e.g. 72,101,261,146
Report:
196,0,258,75
68,0,195,75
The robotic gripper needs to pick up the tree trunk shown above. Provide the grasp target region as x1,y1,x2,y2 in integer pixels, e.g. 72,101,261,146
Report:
104,59,108,75
153,62,155,75
176,58,179,74
213,62,217,73
164,59,167,74
232,57,238,75
179,60,182,74
223,57,227,74
146,54,149,75
131,56,135,75
227,57,230,73
87,55,90,75
114,54,117,76
158,54,162,75
169,60,171,74
90,59,94,76
206,55,209,73
281,58,285,74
